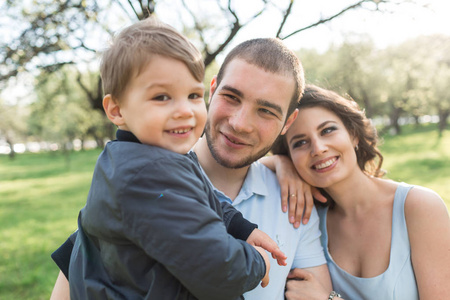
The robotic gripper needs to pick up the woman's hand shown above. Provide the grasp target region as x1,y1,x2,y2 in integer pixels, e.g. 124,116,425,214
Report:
285,268,331,300
260,155,327,227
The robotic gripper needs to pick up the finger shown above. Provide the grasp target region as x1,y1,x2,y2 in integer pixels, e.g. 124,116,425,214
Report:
287,268,310,280
261,276,269,288
288,191,296,224
312,186,327,203
294,190,305,228
271,248,287,266
302,189,314,225
280,183,289,213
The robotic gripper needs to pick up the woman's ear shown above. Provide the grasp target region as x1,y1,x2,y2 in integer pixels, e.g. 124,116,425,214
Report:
103,95,125,127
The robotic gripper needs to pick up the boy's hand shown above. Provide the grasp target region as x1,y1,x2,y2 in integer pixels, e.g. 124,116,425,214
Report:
247,229,287,266
253,246,270,287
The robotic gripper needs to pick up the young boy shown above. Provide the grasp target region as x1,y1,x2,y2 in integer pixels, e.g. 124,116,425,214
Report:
67,18,285,299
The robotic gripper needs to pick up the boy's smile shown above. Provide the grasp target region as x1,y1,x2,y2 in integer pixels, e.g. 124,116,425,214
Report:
106,55,207,154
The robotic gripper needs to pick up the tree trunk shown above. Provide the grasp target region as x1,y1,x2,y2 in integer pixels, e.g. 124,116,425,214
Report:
5,136,15,160
438,109,449,137
389,106,402,135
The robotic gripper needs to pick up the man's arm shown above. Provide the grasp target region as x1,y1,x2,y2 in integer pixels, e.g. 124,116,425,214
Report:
49,271,70,300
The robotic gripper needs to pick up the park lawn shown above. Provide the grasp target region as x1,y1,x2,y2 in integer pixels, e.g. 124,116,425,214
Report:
0,149,101,299
0,124,448,299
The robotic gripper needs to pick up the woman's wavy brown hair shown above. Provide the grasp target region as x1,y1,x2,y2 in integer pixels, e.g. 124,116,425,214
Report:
272,84,385,178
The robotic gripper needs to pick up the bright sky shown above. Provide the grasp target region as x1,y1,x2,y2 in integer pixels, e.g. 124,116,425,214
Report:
157,0,450,59
2,0,449,104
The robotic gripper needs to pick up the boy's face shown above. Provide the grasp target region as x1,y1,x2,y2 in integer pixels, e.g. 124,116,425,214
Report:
110,55,206,154
204,58,298,168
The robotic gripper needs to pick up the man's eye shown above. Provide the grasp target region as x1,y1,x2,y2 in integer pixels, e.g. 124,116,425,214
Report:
260,108,276,117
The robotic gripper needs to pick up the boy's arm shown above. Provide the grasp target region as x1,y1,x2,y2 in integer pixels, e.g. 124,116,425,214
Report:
221,201,257,240
85,157,268,299
221,201,287,266
51,231,77,280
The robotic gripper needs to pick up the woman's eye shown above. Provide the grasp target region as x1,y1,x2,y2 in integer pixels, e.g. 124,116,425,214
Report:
153,95,170,101
292,140,307,149
322,126,337,135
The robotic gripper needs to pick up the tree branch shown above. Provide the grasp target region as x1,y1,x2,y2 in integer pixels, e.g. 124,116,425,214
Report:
281,0,370,40
276,0,294,38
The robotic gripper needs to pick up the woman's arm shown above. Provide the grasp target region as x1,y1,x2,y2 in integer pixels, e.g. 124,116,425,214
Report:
406,186,450,299
260,155,326,227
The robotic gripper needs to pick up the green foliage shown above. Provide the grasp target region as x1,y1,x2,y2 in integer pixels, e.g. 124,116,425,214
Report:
0,125,448,299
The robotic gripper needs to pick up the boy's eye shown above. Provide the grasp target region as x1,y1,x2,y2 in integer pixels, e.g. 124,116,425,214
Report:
153,95,170,101
188,93,203,100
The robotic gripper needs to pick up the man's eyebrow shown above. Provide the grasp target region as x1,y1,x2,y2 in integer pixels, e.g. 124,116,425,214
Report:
257,99,283,116
220,85,243,98
220,84,283,116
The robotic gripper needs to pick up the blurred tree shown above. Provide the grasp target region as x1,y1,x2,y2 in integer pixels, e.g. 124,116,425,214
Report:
1,0,402,112
28,66,111,153
0,99,28,159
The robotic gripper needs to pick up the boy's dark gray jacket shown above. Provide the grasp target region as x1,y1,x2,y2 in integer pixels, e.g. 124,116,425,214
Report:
67,130,265,300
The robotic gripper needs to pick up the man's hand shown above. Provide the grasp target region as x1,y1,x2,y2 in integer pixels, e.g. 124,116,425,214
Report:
247,229,287,266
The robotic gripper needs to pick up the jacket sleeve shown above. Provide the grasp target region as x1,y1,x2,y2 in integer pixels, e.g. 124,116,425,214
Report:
221,201,258,241
51,231,77,280
82,155,266,300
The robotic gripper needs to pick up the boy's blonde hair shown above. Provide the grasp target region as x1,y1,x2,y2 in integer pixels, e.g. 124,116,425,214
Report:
100,18,205,102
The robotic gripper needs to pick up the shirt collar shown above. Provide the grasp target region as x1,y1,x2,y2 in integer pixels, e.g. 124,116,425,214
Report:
116,129,141,144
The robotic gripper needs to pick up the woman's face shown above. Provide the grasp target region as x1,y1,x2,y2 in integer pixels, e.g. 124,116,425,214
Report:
285,106,359,188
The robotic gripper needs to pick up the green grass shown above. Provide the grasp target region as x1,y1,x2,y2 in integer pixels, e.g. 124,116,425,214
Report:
0,149,101,299
379,124,450,206
0,124,448,299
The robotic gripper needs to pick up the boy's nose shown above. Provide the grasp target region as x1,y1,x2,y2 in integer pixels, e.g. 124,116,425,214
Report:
173,100,195,119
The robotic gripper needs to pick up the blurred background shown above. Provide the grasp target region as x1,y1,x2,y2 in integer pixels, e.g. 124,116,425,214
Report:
0,0,449,298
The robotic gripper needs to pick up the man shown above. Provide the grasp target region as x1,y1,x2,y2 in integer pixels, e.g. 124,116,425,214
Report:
51,38,331,300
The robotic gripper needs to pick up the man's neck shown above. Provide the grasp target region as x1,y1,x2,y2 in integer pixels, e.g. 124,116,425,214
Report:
194,137,250,201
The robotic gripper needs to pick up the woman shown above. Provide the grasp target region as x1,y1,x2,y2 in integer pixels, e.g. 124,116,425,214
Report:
271,85,450,299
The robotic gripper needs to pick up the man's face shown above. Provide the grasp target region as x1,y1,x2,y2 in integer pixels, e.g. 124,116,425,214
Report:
204,58,297,168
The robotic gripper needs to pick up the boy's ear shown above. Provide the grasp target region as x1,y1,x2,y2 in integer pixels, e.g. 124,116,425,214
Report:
208,75,218,105
280,109,298,135
103,94,125,127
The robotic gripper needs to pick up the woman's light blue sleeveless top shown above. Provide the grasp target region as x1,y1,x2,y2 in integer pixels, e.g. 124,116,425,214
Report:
317,183,419,300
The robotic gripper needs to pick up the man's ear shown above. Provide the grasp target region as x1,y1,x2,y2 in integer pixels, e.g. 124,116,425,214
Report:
280,109,298,135
208,75,218,105
103,95,125,127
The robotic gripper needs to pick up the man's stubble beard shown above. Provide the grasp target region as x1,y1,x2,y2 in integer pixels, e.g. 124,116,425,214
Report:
204,120,273,169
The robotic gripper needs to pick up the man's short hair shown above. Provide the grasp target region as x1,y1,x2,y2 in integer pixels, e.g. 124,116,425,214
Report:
100,17,204,102
216,38,304,117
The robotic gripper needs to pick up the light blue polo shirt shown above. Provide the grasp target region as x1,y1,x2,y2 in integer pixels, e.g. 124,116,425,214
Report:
201,160,326,300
